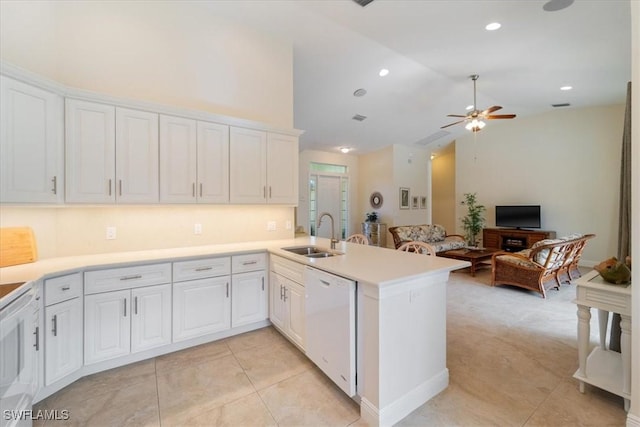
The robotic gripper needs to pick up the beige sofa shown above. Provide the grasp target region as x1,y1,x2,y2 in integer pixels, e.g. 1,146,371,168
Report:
389,224,466,253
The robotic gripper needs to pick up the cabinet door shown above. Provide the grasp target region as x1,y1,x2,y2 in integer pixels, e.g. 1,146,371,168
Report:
287,281,306,349
197,121,229,203
269,272,286,332
44,298,82,386
231,271,266,328
84,290,130,364
115,107,159,203
266,133,298,204
0,76,63,203
229,127,267,203
173,276,231,342
131,284,172,353
159,115,197,203
65,99,116,203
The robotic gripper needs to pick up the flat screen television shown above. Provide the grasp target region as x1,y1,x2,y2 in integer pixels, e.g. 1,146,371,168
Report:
495,205,541,229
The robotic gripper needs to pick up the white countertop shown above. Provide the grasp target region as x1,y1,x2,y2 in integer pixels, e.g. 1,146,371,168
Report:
0,237,469,305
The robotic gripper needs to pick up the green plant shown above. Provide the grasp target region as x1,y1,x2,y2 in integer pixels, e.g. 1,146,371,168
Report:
365,211,378,222
461,193,485,246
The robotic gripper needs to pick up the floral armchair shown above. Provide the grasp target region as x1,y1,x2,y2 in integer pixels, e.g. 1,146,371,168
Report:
388,224,466,253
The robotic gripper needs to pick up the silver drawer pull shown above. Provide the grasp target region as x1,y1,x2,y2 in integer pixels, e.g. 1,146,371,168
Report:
61,286,70,291
120,275,142,281
242,260,258,266
51,176,57,195
34,327,39,351
52,315,57,337
195,267,213,272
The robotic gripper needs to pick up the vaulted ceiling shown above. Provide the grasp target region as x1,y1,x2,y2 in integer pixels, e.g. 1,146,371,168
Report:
207,0,631,154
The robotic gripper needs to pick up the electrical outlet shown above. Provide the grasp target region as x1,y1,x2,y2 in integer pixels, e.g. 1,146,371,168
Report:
285,220,292,230
194,223,202,235
106,226,117,240
267,221,277,231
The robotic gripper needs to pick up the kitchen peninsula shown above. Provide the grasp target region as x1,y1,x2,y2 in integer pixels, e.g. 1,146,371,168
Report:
0,237,468,427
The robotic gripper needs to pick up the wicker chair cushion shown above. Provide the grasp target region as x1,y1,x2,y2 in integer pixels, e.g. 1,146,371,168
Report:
531,238,563,265
496,253,541,268
431,238,466,252
394,224,446,243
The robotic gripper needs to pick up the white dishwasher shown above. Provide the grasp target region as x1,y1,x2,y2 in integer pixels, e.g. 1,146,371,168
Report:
304,266,356,397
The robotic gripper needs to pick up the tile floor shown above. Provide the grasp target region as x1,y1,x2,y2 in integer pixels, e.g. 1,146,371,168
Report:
34,268,628,426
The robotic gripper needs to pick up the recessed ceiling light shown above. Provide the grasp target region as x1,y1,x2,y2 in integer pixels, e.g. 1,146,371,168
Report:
485,22,501,31
543,0,574,12
353,88,367,97
560,85,573,91
340,147,351,154
379,68,389,77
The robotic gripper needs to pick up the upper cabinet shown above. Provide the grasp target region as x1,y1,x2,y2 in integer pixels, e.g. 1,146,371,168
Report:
66,99,159,203
1,69,300,205
0,76,64,203
159,115,229,203
229,127,298,204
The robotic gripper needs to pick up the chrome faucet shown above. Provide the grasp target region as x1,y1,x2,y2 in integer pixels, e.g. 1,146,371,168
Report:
317,212,338,249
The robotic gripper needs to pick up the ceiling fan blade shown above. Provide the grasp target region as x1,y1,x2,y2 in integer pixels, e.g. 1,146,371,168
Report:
446,114,467,118
440,120,465,129
486,114,516,119
482,105,502,115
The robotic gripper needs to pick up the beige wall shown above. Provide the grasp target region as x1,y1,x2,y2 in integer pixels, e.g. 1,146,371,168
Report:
431,143,456,233
455,104,625,265
0,1,295,259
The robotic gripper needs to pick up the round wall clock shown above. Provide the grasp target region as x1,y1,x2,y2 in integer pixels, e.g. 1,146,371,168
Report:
370,191,383,209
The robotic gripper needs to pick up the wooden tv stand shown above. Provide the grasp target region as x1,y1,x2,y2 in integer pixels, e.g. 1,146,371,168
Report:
483,228,556,252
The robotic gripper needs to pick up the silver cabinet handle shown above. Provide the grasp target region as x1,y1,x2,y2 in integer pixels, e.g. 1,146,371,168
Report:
120,275,142,281
52,315,57,337
283,287,288,302
61,286,70,291
262,277,264,291
123,298,127,317
199,183,203,197
108,179,112,196
195,267,212,272
192,183,196,197
242,260,257,266
51,176,57,195
34,326,39,351
269,186,272,199
119,180,122,196
134,296,138,315
226,282,229,298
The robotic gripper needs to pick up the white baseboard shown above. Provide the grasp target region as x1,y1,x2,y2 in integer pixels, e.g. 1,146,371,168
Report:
627,411,640,427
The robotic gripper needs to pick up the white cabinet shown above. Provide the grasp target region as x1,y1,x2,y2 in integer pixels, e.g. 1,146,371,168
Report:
65,99,116,203
229,128,298,204
44,273,82,386
172,257,232,342
0,76,63,203
84,263,171,364
65,100,158,203
269,255,305,349
231,253,267,328
159,115,229,203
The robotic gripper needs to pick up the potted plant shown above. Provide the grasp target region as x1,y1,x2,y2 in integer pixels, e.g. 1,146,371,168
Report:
461,193,486,247
365,211,378,223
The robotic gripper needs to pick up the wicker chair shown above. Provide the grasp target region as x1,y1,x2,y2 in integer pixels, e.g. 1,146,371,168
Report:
397,241,437,256
345,234,369,245
491,234,595,298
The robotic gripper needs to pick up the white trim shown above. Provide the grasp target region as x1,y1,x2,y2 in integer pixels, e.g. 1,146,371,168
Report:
627,412,640,427
0,61,303,138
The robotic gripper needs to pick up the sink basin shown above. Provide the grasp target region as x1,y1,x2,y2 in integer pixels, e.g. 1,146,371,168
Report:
281,245,343,258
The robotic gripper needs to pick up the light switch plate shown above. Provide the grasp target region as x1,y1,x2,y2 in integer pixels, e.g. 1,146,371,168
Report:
106,226,116,240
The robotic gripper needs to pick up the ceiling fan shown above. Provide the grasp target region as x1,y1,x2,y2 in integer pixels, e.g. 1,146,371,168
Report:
441,74,516,132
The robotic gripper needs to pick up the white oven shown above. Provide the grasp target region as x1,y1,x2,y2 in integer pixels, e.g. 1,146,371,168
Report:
1,285,38,427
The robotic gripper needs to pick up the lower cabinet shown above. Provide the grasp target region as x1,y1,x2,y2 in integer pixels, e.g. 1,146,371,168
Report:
84,284,172,365
172,276,231,342
43,273,83,386
270,271,305,349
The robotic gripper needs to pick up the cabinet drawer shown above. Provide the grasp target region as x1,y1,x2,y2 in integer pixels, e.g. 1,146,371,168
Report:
85,263,171,295
173,257,231,282
270,255,304,284
45,273,82,305
232,252,267,273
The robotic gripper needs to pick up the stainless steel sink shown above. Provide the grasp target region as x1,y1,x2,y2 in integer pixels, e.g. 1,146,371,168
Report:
281,245,343,258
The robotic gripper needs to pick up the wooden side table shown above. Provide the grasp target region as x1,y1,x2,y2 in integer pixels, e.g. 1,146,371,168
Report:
573,270,632,411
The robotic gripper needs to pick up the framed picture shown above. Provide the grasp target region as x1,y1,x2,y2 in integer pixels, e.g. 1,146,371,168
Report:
412,196,418,209
420,196,427,209
399,187,410,209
